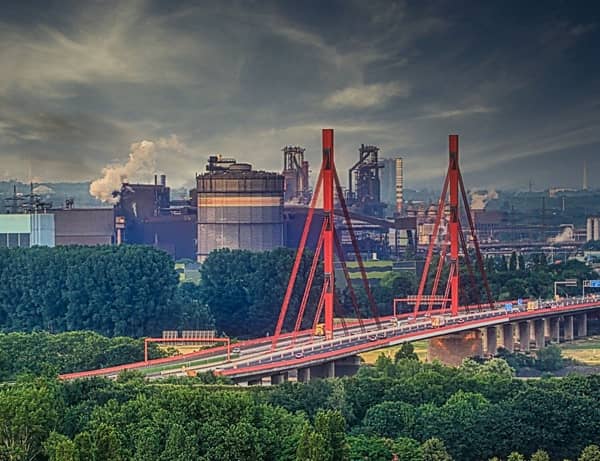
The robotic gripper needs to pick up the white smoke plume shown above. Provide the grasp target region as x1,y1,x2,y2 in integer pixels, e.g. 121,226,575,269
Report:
469,189,498,210
550,225,574,243
90,135,185,203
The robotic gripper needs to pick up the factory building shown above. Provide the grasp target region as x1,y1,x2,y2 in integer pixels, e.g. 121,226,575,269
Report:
113,175,197,260
282,146,311,204
586,216,600,241
53,205,115,245
380,157,404,214
196,157,284,262
0,214,55,248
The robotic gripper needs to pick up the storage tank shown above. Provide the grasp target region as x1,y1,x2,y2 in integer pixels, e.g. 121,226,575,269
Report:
196,162,284,261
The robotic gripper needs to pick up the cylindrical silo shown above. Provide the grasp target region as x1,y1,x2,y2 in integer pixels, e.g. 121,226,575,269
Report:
587,217,594,242
595,218,600,241
196,163,284,262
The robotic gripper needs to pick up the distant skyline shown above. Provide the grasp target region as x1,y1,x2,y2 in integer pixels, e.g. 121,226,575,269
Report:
0,0,599,192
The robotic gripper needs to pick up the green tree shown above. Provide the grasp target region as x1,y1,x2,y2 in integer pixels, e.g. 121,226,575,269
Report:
0,378,61,461
535,345,564,372
314,410,349,461
44,432,78,461
347,435,393,461
395,343,419,362
422,438,452,461
160,424,198,461
362,401,416,439
530,449,550,461
394,437,423,461
507,453,526,461
579,445,600,461
296,423,328,461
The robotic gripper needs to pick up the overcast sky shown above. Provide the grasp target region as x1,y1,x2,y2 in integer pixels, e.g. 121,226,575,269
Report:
0,0,599,191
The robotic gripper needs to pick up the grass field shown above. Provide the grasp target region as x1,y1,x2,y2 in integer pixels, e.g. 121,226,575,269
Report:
560,336,600,365
360,340,428,364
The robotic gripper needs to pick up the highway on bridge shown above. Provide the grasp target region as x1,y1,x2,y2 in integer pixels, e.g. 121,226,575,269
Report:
61,296,600,382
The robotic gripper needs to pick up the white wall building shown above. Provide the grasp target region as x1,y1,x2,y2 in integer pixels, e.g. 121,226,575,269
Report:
0,214,55,248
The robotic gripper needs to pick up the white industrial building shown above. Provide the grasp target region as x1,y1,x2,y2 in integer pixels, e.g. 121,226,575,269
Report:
0,214,55,248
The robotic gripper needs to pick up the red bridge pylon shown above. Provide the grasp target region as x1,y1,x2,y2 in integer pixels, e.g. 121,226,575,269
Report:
412,135,494,317
272,129,380,349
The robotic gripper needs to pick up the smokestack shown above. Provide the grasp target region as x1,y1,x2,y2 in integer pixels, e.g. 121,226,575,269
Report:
583,160,588,191
395,157,403,213
160,174,167,187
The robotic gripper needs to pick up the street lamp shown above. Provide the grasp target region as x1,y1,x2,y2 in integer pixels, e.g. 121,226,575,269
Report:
554,279,577,300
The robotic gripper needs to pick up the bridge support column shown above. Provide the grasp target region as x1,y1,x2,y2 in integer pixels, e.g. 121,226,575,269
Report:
271,374,286,385
334,355,361,377
261,376,272,386
484,326,497,356
309,361,336,379
544,318,552,340
533,319,545,349
287,370,298,383
518,322,530,352
501,324,514,352
564,316,574,341
576,313,588,338
428,330,483,366
550,318,560,343
297,368,311,383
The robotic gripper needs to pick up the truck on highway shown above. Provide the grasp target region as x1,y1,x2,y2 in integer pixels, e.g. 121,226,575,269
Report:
431,316,446,328
314,323,325,336
527,300,538,311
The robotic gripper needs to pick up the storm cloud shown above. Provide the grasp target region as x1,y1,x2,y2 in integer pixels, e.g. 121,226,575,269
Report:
0,0,599,190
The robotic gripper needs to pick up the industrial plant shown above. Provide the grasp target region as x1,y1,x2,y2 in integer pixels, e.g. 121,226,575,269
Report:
0,142,598,266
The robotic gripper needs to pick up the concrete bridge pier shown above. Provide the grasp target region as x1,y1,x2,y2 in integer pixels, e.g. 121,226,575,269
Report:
533,319,545,349
548,318,560,343
334,356,361,377
271,374,286,385
575,313,588,338
501,324,514,352
517,321,531,352
297,367,311,383
483,326,498,356
310,361,336,379
564,316,574,341
428,330,483,366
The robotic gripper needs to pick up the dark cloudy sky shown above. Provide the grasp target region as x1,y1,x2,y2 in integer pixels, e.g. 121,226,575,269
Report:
1,0,599,190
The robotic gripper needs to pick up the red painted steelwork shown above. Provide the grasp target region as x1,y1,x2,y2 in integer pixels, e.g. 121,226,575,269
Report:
292,222,325,341
449,134,460,316
322,129,335,339
414,135,494,318
272,169,323,348
333,171,381,323
414,174,449,315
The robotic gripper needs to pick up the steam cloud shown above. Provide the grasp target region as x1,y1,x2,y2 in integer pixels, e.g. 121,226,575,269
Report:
469,189,499,210
90,135,185,203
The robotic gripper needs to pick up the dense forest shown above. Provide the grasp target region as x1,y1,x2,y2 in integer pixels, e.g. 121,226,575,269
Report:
0,245,595,340
2,357,600,461
0,246,212,337
0,331,168,381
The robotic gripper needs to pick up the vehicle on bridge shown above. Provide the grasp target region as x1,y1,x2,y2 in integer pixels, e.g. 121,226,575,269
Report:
431,316,446,328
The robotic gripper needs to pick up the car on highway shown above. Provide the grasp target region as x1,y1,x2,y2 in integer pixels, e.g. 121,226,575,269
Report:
232,347,241,354
294,351,304,359
368,335,377,341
